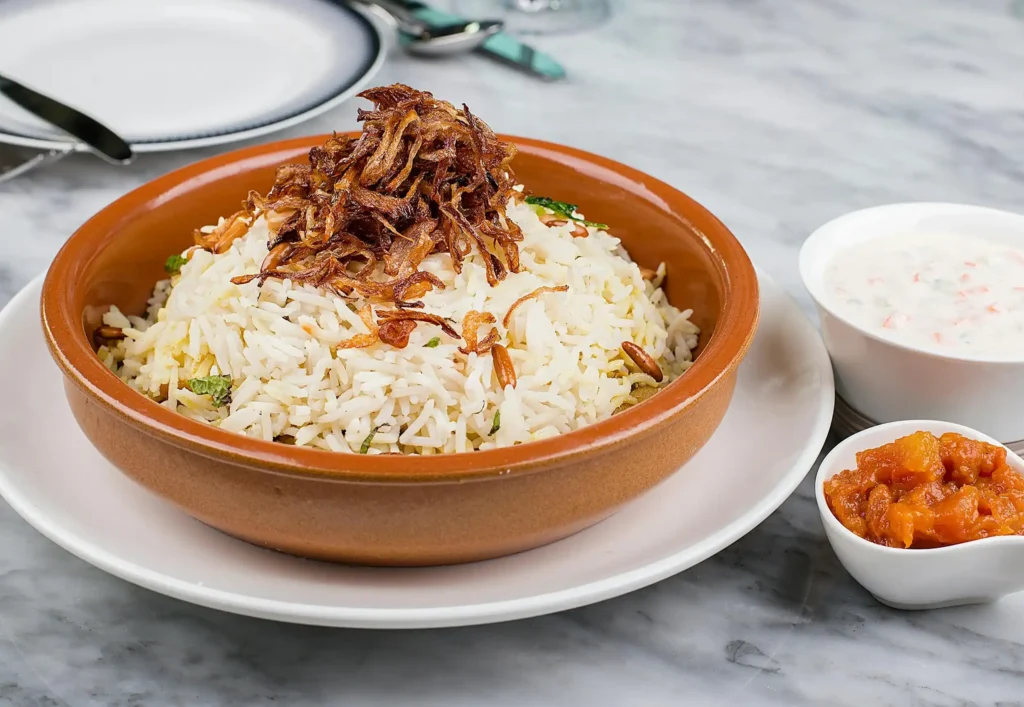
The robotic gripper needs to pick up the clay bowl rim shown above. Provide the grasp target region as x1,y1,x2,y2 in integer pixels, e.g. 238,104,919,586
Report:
41,134,759,484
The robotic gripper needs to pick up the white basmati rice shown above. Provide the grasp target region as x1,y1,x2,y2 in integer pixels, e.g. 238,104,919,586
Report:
99,199,699,454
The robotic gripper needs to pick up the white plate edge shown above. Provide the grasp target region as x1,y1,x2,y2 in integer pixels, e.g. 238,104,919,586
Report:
0,269,835,628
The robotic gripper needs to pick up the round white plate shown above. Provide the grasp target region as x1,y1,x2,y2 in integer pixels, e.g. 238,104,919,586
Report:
0,0,387,152
0,270,833,629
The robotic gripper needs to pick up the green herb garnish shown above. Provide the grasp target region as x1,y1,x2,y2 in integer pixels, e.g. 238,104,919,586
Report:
525,195,608,230
187,375,232,407
489,410,501,435
360,425,385,454
425,337,441,348
526,195,575,216
164,254,188,275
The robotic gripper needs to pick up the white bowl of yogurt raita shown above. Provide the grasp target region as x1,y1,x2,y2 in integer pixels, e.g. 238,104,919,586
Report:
800,202,1024,443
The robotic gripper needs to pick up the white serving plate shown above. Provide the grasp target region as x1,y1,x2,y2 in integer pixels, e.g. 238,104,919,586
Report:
0,0,388,152
800,202,1024,443
0,270,833,629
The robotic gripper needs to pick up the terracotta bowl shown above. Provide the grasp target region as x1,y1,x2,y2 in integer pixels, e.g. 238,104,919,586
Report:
41,135,759,566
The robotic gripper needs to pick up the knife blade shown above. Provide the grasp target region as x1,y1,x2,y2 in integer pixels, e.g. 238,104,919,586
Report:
0,74,133,164
379,0,566,81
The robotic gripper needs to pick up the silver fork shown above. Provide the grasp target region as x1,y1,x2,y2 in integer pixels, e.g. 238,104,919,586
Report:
0,144,68,184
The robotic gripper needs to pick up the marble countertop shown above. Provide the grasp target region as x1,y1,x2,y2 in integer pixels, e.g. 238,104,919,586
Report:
1,0,1023,704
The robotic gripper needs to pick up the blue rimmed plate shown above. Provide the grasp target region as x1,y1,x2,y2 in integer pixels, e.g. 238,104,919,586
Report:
0,0,387,152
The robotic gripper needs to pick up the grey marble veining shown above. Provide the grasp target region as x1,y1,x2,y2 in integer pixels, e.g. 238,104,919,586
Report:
0,0,1023,704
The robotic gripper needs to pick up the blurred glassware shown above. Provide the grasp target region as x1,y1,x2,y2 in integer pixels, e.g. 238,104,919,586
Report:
451,0,610,35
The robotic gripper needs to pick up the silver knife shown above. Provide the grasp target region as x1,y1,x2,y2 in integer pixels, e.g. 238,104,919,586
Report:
0,74,133,164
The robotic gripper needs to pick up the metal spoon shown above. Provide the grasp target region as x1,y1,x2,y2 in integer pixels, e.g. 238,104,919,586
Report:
353,0,502,56
403,20,503,56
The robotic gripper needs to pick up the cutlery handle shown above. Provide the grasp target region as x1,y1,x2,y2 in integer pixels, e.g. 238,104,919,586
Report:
374,0,429,10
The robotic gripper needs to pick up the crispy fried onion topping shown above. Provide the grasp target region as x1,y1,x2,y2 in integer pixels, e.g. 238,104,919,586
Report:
217,84,524,348
458,310,498,355
336,305,379,350
502,285,569,329
195,210,253,254
337,307,460,351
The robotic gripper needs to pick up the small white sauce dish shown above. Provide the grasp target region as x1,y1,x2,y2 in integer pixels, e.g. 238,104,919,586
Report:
816,419,1024,610
800,203,1024,443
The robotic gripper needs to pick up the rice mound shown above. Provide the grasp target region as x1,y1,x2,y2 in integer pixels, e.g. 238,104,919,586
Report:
99,200,699,455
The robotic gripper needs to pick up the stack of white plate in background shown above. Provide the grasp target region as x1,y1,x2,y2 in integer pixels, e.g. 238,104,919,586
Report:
832,394,1024,457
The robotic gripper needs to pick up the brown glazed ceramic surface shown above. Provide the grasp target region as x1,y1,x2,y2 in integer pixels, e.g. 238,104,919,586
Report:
41,135,760,566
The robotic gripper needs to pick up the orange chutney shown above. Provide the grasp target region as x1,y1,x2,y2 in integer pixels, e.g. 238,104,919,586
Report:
824,431,1024,548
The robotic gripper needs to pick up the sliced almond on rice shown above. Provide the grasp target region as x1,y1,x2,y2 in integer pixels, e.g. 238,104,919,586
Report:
570,223,589,238
492,344,517,389
622,341,664,382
